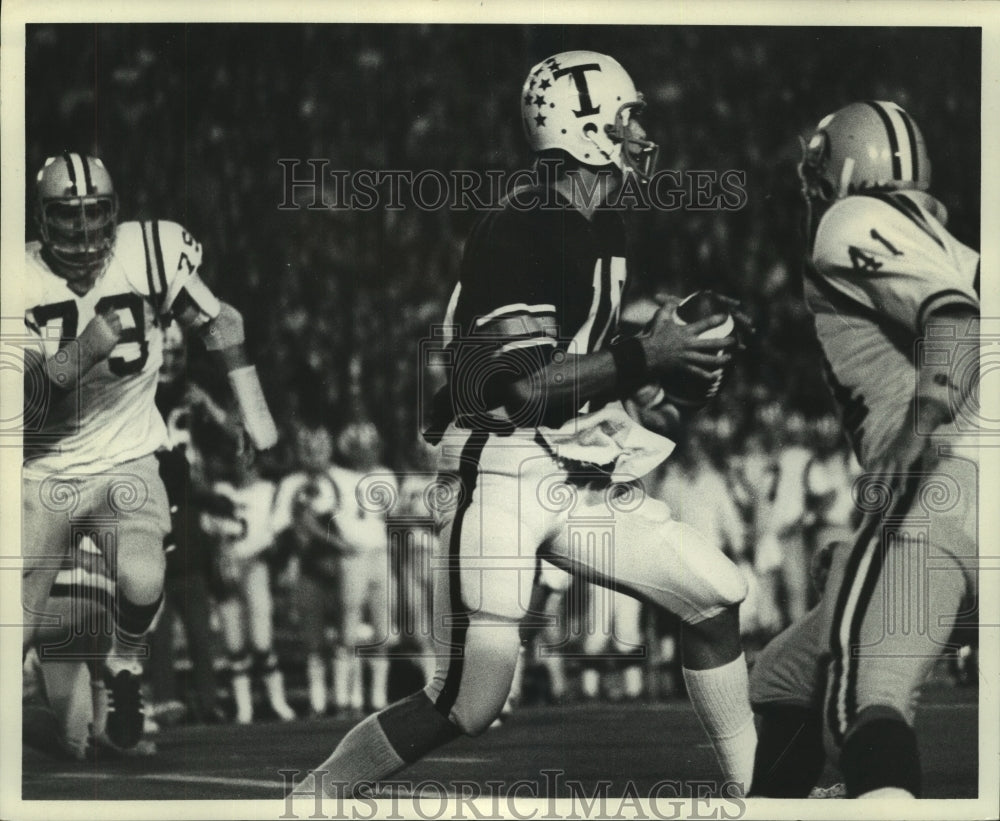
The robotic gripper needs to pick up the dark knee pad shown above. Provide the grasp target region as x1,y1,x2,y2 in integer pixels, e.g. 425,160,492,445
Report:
252,649,278,674
115,593,163,638
840,710,920,797
227,652,252,678
376,690,463,764
749,703,825,797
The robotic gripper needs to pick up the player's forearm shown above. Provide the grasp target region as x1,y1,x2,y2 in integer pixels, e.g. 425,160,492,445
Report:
506,350,619,410
196,301,278,449
912,306,979,431
505,338,650,415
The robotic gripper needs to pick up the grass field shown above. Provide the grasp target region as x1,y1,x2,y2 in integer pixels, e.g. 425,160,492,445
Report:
21,681,978,804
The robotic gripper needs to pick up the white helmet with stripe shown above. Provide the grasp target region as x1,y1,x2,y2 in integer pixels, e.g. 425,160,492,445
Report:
521,50,658,181
799,100,931,202
35,152,119,280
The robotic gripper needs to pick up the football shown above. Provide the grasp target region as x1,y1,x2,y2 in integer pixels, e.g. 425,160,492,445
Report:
658,290,736,409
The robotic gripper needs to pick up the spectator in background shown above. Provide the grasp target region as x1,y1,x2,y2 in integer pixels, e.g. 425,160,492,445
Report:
392,442,443,689
199,430,296,724
766,410,814,627
578,585,646,703
802,414,862,609
327,421,397,715
272,421,347,717
728,414,783,641
147,323,227,728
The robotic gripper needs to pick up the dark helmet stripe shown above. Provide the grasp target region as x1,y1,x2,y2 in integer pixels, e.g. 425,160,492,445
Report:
864,101,902,180
61,151,79,195
896,107,920,184
80,154,95,194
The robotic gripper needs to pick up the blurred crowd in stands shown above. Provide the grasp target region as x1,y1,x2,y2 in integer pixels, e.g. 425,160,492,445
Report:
24,23,981,727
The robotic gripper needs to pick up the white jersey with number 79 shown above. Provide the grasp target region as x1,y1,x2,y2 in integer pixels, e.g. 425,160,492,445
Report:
22,220,219,478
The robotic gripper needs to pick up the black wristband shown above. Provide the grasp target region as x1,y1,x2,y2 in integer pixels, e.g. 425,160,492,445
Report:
609,337,649,394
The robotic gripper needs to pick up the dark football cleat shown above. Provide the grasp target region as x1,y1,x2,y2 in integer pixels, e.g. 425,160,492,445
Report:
102,666,144,750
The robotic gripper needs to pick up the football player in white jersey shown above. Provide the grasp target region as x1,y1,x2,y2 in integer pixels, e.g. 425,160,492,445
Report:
200,435,295,724
327,422,397,715
291,51,757,800
20,153,279,750
749,102,980,798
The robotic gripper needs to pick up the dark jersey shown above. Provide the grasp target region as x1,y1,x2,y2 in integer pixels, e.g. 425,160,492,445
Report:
430,184,628,436
452,184,627,348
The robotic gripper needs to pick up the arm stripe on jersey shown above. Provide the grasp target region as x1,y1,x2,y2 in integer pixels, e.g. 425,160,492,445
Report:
141,221,159,305
151,221,170,297
474,303,556,327
61,152,79,196
916,289,979,330
864,101,902,180
434,431,488,718
499,337,559,353
864,192,945,250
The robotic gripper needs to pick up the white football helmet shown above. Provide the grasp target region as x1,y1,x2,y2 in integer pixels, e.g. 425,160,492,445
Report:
799,100,931,202
521,50,658,181
35,152,118,279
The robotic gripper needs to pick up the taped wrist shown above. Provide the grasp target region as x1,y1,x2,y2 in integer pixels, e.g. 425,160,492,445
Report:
202,302,245,351
228,365,278,450
609,337,649,394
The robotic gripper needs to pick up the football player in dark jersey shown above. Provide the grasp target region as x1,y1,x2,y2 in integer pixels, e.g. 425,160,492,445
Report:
291,51,756,798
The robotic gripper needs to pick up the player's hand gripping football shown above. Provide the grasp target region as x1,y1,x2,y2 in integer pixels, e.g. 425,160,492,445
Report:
638,304,737,381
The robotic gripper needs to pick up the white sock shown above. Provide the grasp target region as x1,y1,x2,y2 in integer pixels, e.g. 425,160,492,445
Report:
623,665,644,699
290,712,406,797
368,657,389,711
264,670,296,720
231,673,253,724
332,650,351,709
43,661,92,757
307,654,327,714
683,653,757,794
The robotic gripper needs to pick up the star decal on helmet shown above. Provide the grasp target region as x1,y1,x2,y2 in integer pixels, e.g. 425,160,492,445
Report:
524,93,533,106
535,113,547,127
539,78,551,91
534,95,545,107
